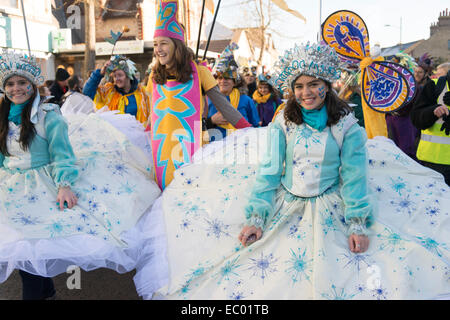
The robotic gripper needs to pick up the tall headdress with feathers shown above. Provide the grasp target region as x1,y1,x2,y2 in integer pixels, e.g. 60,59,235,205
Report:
213,43,240,80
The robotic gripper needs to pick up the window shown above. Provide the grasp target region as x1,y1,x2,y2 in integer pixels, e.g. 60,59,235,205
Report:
0,0,18,9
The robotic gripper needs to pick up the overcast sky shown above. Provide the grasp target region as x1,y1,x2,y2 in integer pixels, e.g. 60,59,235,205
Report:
205,0,449,52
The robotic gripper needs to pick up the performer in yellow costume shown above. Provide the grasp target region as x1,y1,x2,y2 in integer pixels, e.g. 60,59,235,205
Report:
83,55,151,125
147,0,252,190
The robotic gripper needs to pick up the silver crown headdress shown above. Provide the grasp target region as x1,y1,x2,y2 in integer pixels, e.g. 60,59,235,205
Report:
0,49,44,89
268,42,343,94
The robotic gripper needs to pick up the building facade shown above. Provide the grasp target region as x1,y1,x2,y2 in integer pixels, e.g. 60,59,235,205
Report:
408,9,450,63
53,0,209,82
0,0,59,80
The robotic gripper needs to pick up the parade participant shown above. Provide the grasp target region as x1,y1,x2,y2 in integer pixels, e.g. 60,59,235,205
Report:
414,53,434,88
61,74,95,115
433,62,450,79
384,53,419,160
146,41,450,301
338,70,364,127
206,44,260,141
0,50,164,299
49,67,69,106
240,64,258,97
253,73,282,127
147,0,252,190
144,12,450,300
411,69,450,185
83,55,151,125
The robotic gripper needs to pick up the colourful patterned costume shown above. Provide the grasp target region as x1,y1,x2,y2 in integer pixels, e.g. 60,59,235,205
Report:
150,61,205,190
149,1,251,190
322,11,417,139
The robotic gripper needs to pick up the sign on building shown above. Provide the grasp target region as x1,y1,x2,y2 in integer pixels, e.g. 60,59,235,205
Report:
50,29,72,52
95,40,144,56
0,16,12,48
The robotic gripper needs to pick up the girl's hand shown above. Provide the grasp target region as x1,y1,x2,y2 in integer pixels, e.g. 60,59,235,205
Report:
238,225,263,247
57,186,78,211
348,234,369,253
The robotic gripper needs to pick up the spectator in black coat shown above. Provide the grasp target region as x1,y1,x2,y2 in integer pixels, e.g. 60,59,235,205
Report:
49,68,70,106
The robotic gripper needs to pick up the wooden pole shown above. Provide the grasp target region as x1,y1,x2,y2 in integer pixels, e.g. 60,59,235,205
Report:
83,0,96,81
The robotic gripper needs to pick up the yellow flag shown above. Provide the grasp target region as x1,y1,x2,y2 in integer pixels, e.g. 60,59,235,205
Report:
270,0,306,23
205,0,215,14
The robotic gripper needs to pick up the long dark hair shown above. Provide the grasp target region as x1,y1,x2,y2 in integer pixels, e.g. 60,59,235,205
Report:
284,80,351,127
0,88,37,156
152,38,193,85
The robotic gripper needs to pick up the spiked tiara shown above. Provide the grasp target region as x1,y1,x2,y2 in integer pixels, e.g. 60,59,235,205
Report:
268,42,343,94
0,50,44,89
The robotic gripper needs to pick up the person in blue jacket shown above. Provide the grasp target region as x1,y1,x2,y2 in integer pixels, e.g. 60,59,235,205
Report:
206,45,260,142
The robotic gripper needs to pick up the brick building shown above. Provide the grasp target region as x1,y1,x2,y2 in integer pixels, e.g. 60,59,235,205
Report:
407,9,450,63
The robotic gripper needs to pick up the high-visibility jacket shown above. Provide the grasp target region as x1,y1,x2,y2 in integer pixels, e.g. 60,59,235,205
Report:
416,79,450,165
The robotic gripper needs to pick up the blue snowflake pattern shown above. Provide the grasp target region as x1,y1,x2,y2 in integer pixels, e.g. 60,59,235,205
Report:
425,206,440,218
390,195,416,216
214,256,241,285
204,218,231,239
389,177,408,196
108,162,128,176
340,253,372,273
11,212,41,226
45,219,71,237
285,248,312,284
321,284,356,300
376,228,407,253
229,291,245,300
295,126,322,154
371,285,388,300
88,199,100,212
101,186,112,195
118,181,136,195
416,236,447,257
27,194,39,203
320,209,338,235
246,252,278,283
180,219,191,231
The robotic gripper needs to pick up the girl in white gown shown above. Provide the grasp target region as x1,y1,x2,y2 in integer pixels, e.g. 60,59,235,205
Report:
145,43,450,300
0,50,165,299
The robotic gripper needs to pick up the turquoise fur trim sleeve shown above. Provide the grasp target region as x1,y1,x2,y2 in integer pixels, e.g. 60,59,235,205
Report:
340,124,373,235
0,153,4,168
244,120,286,229
44,111,79,187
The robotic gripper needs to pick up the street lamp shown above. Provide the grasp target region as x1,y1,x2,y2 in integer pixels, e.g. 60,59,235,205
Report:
384,17,402,45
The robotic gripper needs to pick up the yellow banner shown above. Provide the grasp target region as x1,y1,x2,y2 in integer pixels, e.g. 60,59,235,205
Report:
270,0,306,23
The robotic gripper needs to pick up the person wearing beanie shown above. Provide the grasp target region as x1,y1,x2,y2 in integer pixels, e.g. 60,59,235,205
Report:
49,67,70,106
